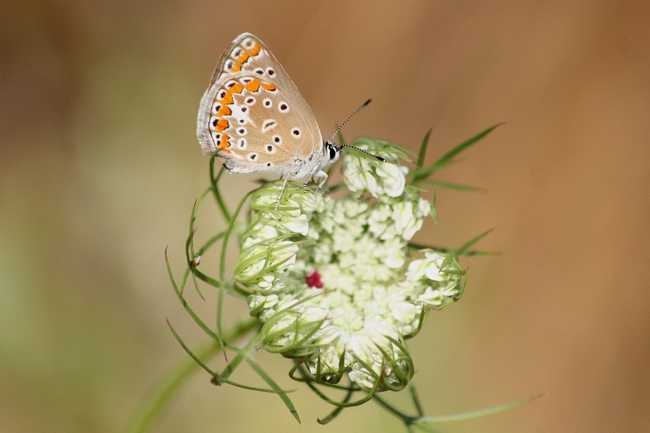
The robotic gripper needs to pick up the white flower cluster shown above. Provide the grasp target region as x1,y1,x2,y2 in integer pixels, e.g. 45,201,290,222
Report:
236,142,464,392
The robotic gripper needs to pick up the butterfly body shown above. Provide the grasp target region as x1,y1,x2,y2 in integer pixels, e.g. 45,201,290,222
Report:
197,33,340,183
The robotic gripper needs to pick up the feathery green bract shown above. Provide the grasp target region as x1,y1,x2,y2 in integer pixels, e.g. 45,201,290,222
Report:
410,124,503,185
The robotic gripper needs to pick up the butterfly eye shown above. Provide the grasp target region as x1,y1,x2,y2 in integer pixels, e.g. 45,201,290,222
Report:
328,144,339,160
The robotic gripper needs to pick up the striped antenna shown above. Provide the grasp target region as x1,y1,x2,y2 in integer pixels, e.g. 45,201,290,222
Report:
329,99,386,162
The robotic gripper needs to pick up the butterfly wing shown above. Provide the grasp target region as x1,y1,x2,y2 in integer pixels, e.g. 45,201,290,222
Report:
197,33,323,177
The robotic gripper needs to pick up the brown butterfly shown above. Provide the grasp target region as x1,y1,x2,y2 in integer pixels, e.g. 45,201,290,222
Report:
196,32,382,204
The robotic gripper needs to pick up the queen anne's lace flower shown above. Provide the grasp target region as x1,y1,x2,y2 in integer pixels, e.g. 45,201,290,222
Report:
235,140,465,392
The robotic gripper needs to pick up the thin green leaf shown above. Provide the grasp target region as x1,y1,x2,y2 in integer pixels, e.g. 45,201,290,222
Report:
209,155,231,223
416,128,432,169
216,331,260,384
409,384,425,417
407,243,493,257
190,268,226,289
165,248,223,343
430,192,438,224
304,377,377,408
317,387,355,425
418,178,486,192
220,378,293,393
455,228,494,256
410,123,503,182
185,194,207,298
166,319,217,376
246,357,301,424
416,393,547,423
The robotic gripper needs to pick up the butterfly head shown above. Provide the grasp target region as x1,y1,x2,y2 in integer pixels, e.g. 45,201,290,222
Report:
324,141,342,165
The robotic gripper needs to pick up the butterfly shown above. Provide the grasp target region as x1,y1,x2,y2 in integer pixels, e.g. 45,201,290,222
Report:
196,32,382,205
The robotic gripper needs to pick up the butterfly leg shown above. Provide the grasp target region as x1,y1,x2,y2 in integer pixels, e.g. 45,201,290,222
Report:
312,170,328,193
275,177,290,210
303,167,319,192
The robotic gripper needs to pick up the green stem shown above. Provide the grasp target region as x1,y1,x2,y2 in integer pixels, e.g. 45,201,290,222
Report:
126,317,259,433
373,394,418,425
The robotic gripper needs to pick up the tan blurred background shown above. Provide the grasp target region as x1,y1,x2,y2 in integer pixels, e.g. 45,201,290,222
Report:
2,1,650,432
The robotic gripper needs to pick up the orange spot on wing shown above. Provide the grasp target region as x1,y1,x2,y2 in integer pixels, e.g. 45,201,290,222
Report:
230,63,241,72
216,118,229,132
244,79,260,92
219,133,231,148
249,43,261,56
261,82,276,91
229,83,244,94
237,52,250,64
217,105,231,116
219,92,233,104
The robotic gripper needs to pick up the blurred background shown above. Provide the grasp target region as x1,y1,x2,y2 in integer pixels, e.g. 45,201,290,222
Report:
2,1,650,432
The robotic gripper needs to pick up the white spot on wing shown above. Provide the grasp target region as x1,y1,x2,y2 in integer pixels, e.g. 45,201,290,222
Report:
229,104,251,126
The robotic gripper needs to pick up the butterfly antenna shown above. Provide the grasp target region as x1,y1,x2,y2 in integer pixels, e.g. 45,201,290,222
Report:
329,99,372,142
330,99,386,163
341,143,386,162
